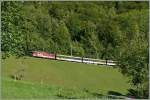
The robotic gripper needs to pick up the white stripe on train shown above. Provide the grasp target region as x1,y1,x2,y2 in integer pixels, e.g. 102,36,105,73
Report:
31,52,117,66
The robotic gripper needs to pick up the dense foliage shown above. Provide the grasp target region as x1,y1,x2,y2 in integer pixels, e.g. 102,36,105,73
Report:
1,1,149,98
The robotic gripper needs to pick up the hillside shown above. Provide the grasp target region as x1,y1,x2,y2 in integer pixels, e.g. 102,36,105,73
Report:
1,1,149,98
2,78,128,99
2,78,94,99
2,56,131,98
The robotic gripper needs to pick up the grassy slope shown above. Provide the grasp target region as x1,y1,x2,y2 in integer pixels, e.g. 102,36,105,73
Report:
2,78,97,99
2,56,131,98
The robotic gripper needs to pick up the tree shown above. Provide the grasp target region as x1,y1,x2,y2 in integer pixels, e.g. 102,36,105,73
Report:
1,1,25,59
53,21,71,54
116,10,149,98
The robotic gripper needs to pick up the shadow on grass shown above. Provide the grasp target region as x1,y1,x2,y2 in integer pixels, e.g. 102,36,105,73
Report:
55,88,141,99
107,89,148,99
126,89,137,97
106,90,127,99
89,90,125,99
107,90,124,96
125,89,147,99
126,89,144,99
55,88,128,99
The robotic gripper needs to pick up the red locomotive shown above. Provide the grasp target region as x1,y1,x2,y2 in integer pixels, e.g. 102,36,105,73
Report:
32,51,56,59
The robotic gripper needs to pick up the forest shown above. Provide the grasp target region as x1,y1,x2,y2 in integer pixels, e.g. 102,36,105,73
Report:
1,1,149,98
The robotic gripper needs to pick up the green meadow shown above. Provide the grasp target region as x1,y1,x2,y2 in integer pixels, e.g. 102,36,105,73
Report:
2,56,131,99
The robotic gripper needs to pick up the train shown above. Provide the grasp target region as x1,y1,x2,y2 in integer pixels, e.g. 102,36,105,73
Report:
31,51,117,66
